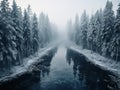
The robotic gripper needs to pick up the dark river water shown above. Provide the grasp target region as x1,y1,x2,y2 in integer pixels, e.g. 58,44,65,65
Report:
1,46,119,90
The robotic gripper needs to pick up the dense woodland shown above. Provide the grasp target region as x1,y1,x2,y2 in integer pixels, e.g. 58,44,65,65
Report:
67,1,120,61
0,0,119,75
0,0,57,71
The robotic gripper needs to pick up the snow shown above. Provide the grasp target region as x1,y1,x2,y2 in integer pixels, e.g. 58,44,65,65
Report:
0,40,119,88
68,42,120,88
0,41,58,83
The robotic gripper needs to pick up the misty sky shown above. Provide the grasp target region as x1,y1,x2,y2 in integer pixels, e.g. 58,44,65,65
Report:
9,0,120,27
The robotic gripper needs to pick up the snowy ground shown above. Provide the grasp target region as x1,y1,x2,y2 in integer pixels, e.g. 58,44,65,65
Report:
0,40,120,88
68,42,120,88
0,41,59,83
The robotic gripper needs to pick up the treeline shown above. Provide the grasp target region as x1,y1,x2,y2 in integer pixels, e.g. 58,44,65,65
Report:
0,0,56,70
68,1,120,61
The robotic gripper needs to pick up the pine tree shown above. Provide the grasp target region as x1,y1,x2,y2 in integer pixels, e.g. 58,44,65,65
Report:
80,11,89,49
110,3,120,61
32,13,39,53
39,13,46,46
74,14,80,44
11,0,23,65
39,13,52,46
95,9,104,54
23,9,31,57
0,0,17,69
101,1,115,57
88,15,95,51
88,10,103,52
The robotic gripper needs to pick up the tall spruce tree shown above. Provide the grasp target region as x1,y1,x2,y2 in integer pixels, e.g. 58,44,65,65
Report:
74,14,80,44
23,9,31,57
110,3,120,61
32,13,39,53
80,11,89,49
95,9,104,54
101,1,115,56
87,15,96,51
39,13,52,46
0,0,17,69
11,0,23,65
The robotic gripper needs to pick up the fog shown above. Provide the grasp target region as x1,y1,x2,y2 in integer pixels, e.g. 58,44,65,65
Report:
9,0,119,29
0,1,120,89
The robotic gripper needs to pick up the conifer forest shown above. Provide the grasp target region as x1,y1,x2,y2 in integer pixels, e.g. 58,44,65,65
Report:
0,0,120,90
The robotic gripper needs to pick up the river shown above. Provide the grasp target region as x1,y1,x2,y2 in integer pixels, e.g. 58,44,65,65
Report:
1,46,118,90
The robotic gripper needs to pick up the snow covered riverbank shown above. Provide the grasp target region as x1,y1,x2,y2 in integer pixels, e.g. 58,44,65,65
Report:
0,41,58,85
68,43,120,88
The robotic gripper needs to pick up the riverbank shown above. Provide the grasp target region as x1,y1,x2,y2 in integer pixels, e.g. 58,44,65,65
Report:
69,43,120,89
0,42,58,87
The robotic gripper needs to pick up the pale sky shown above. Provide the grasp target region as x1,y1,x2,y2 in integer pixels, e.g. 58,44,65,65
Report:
9,0,120,28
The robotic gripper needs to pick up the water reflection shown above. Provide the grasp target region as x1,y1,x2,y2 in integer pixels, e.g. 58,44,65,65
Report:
0,47,119,90
66,49,119,90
